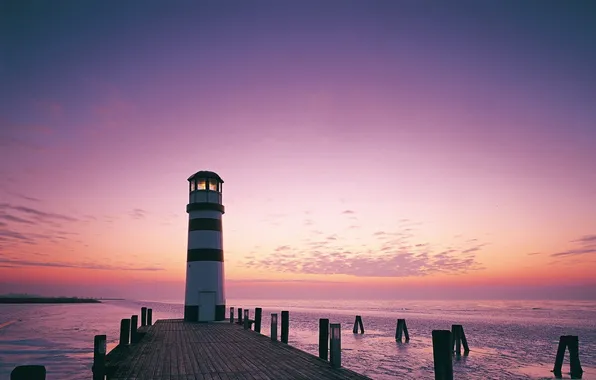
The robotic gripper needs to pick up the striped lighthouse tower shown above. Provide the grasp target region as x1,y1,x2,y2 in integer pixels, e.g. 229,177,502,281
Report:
184,170,226,322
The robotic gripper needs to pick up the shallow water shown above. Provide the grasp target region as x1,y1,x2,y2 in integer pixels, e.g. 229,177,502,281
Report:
0,299,594,379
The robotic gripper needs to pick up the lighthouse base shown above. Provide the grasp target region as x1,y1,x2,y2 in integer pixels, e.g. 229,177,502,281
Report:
184,304,226,322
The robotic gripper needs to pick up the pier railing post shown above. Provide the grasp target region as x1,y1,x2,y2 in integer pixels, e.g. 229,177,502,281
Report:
147,308,153,326
10,365,46,380
330,323,341,368
319,318,329,360
243,309,250,330
119,318,131,346
131,315,139,344
141,307,147,326
451,325,469,355
92,334,106,380
238,307,243,325
271,313,278,341
432,330,453,380
281,310,289,343
230,307,234,323
255,307,262,333
353,315,364,334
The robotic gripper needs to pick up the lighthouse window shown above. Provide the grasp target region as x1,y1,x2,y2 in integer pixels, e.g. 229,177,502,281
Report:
190,180,196,191
197,179,207,190
209,179,218,191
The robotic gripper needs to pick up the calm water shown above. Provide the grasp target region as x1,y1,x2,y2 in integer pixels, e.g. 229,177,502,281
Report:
0,299,595,379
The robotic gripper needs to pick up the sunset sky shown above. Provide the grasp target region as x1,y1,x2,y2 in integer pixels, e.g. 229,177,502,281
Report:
1,1,595,301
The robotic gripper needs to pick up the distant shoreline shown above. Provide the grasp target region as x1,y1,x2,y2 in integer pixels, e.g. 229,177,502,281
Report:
0,297,101,304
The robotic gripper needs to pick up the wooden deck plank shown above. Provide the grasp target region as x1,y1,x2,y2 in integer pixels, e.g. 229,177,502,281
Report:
108,319,369,380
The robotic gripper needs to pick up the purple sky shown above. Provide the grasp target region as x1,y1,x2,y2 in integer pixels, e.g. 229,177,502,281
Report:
1,1,595,301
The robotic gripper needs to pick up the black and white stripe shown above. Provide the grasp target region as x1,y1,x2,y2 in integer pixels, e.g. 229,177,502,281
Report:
184,172,226,322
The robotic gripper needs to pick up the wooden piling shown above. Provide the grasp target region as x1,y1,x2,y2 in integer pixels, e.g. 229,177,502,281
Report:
230,307,235,323
432,330,453,380
130,315,139,344
553,335,583,378
330,323,342,368
281,310,289,343
319,318,329,360
451,325,469,355
352,315,364,334
271,313,278,341
141,307,147,326
255,307,262,333
119,318,130,346
10,365,46,380
243,309,250,330
238,307,243,325
92,334,107,380
395,319,410,342
147,308,153,326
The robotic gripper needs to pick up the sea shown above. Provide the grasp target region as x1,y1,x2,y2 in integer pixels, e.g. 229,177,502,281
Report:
0,299,594,379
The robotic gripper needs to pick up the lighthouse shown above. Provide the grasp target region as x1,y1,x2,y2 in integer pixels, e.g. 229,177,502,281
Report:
184,170,226,322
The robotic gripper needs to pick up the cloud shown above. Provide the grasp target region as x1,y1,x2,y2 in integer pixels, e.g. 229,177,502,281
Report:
341,210,355,214
129,208,147,220
526,252,542,256
244,228,485,277
0,257,164,271
0,203,77,222
551,233,596,258
0,213,35,224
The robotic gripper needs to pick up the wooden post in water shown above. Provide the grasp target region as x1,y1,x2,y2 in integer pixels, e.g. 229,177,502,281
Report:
271,313,278,341
119,318,130,346
432,330,453,380
238,307,243,325
141,307,147,326
92,334,107,380
330,323,342,368
130,315,139,344
553,335,583,378
281,310,289,343
10,365,46,380
255,307,262,333
147,308,153,326
319,318,329,360
451,325,469,355
230,307,235,323
395,319,410,342
243,309,250,330
352,315,364,334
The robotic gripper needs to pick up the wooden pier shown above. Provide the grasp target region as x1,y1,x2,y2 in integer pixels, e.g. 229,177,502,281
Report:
105,319,371,380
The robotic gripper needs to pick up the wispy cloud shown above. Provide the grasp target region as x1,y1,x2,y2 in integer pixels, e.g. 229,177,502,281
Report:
245,228,485,277
551,233,596,257
0,203,77,222
0,257,164,271
342,210,355,215
129,208,147,220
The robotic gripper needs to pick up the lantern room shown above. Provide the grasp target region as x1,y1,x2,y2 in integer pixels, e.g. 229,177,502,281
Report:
188,170,223,205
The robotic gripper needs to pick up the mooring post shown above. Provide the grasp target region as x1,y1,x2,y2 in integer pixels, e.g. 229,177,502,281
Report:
353,315,364,334
319,318,330,360
281,310,289,343
130,315,139,344
255,307,262,333
10,365,46,380
243,309,250,330
119,318,130,346
147,308,153,326
271,313,278,341
451,325,461,356
92,334,107,380
330,323,342,368
568,335,583,378
396,319,410,342
141,307,147,326
238,307,243,325
432,330,453,380
553,335,583,377
230,307,235,323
